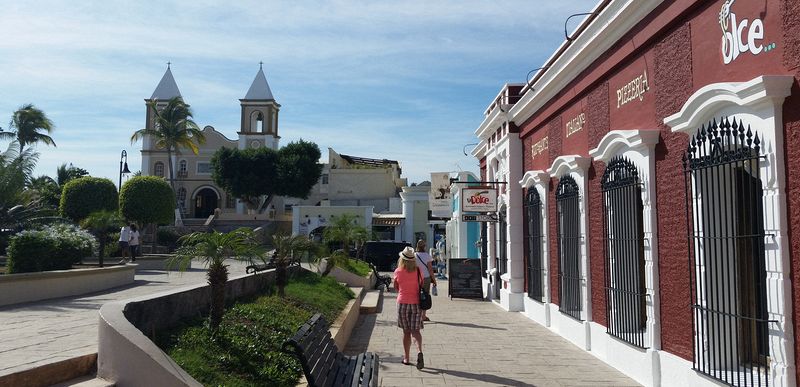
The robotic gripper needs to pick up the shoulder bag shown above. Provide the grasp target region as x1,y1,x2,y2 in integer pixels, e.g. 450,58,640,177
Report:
417,268,432,310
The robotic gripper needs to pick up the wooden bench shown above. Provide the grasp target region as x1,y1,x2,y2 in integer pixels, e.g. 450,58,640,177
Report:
283,313,379,387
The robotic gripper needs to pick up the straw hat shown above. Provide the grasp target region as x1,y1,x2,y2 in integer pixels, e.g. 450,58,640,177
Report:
399,246,415,260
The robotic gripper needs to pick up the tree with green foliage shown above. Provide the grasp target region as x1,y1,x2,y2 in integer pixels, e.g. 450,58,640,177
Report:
28,163,89,209
320,213,373,275
168,228,265,330
211,139,322,212
130,97,205,221
80,210,122,267
0,104,55,154
270,233,318,297
60,177,118,222
0,142,52,241
119,176,175,247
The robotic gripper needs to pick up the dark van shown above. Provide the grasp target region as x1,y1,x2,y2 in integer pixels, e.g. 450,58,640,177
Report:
363,241,412,271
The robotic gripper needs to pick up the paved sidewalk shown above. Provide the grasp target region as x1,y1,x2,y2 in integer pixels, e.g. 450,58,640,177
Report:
0,261,249,378
345,281,639,386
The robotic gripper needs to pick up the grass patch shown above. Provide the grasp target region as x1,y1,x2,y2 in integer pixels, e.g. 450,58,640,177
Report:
157,270,354,387
338,258,371,277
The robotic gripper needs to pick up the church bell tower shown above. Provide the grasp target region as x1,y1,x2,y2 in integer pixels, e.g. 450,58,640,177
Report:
239,63,280,150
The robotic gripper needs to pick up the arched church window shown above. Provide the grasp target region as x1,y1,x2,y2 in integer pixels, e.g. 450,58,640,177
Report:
178,160,187,178
154,162,164,177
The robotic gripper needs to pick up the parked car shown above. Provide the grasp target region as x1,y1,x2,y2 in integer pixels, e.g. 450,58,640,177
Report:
363,241,412,271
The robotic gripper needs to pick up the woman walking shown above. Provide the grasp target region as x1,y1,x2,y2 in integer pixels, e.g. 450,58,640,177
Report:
394,246,425,369
415,240,436,321
129,224,140,262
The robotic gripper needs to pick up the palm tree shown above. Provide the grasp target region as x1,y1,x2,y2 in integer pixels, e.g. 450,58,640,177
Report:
80,210,123,268
320,213,373,275
168,228,264,330
0,141,52,233
0,104,55,154
130,97,205,208
271,233,317,297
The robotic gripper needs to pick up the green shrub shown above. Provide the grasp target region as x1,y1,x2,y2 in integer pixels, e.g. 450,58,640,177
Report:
6,224,97,273
157,227,181,248
158,271,353,386
339,258,372,277
60,177,118,222
119,176,175,226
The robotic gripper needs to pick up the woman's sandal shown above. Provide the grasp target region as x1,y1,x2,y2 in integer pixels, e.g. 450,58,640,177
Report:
416,352,424,370
402,358,411,365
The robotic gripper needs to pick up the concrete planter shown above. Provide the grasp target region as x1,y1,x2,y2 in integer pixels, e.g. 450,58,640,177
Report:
319,259,377,289
97,267,364,387
0,264,136,307
131,254,191,271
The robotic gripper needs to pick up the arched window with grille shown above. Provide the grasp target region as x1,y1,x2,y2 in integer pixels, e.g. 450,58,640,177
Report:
684,117,769,386
602,157,647,348
525,188,544,301
154,162,164,177
556,175,582,321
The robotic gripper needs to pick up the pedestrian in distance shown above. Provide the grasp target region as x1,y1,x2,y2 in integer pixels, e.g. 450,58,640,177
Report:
129,224,140,262
415,240,437,321
118,224,132,263
394,246,425,369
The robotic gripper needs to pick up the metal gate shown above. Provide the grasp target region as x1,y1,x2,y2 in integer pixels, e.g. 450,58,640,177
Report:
494,209,507,300
683,117,771,387
525,188,544,301
601,157,647,348
556,175,582,320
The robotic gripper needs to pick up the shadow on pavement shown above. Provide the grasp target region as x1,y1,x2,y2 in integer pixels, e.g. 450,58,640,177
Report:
426,320,507,331
421,367,536,387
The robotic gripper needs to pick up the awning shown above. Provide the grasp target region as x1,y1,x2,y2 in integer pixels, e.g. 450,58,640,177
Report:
372,218,403,226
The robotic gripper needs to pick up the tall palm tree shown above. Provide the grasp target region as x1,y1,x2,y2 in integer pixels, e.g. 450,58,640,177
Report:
168,228,264,330
0,104,55,153
130,97,205,225
271,233,318,297
0,141,52,233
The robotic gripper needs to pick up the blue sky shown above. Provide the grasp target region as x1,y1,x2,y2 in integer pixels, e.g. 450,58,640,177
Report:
0,1,596,185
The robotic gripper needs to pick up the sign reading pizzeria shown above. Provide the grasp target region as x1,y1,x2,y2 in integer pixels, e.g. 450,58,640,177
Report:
461,187,498,213
616,68,650,109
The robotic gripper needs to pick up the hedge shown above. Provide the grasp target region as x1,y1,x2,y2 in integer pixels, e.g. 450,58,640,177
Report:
6,224,96,273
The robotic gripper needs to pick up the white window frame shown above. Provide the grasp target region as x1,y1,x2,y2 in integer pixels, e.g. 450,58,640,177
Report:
664,75,795,386
590,129,661,350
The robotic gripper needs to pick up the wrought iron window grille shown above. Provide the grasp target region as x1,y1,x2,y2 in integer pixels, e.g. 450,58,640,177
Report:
556,175,583,321
683,117,772,387
525,188,545,302
601,156,649,349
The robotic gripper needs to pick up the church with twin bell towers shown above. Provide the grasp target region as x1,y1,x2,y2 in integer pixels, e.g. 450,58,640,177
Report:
140,64,284,220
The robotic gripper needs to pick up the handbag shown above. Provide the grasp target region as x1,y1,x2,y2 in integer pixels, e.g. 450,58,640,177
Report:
417,268,432,310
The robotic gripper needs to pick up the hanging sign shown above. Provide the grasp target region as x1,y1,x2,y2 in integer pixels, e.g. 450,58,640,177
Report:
718,0,775,65
462,213,498,222
429,172,452,218
461,187,498,213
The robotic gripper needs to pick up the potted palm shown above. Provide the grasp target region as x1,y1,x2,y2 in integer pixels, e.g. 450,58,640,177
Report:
319,214,375,288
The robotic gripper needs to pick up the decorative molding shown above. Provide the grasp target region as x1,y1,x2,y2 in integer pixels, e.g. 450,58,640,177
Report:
589,129,660,162
664,75,794,133
510,1,664,127
547,155,591,177
519,170,549,188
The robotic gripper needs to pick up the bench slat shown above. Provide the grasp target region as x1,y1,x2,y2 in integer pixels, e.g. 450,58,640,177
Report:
298,319,332,351
338,355,358,387
309,339,338,385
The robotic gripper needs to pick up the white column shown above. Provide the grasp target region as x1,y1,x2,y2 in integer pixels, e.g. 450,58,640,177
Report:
401,191,413,243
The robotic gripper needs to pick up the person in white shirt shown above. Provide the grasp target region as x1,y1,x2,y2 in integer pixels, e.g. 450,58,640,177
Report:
118,225,131,263
129,224,140,262
415,240,437,321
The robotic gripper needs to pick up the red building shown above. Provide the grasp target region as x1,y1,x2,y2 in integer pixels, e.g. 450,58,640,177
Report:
472,1,800,385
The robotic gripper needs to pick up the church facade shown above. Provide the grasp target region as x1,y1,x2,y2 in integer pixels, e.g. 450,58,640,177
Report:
140,65,282,219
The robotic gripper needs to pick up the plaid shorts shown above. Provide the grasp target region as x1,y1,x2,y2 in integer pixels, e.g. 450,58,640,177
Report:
397,303,423,331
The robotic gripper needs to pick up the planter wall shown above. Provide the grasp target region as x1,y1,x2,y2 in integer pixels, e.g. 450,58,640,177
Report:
0,264,136,307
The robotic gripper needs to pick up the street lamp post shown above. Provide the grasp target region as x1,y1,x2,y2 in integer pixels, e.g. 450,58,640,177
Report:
119,150,131,191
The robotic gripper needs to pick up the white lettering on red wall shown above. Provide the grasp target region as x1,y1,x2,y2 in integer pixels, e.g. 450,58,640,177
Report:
719,0,776,65
565,113,585,137
616,69,650,109
531,136,548,159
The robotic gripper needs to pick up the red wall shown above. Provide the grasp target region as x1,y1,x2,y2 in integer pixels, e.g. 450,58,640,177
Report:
511,0,800,367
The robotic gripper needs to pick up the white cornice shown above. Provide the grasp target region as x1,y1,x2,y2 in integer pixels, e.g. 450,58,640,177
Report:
589,129,660,162
520,170,549,188
510,0,663,127
547,155,591,177
474,106,509,140
664,75,794,133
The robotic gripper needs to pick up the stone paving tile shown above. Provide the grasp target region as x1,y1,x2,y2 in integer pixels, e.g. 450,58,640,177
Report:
345,280,640,387
0,260,250,377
